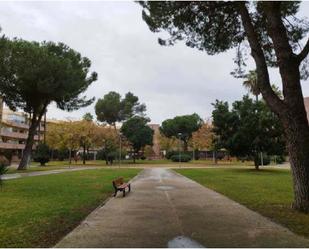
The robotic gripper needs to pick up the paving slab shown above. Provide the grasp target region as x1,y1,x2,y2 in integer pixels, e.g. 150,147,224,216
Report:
56,168,309,248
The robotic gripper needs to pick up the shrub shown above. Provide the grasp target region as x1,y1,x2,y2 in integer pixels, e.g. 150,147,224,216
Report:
170,154,192,162
0,155,10,167
96,149,105,160
0,151,12,163
57,148,69,161
0,162,8,188
33,143,50,166
166,151,193,159
194,149,200,160
140,156,146,160
275,155,286,164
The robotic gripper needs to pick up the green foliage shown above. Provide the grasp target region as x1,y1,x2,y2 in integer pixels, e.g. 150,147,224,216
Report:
0,155,10,167
121,92,146,120
121,116,154,160
0,37,97,114
254,154,271,166
95,91,122,126
56,148,69,161
0,37,97,169
243,70,260,98
83,112,94,121
170,154,192,162
139,2,309,76
274,155,286,164
95,91,146,127
160,113,203,151
212,95,286,165
33,143,50,166
0,163,9,188
98,136,119,163
166,150,193,159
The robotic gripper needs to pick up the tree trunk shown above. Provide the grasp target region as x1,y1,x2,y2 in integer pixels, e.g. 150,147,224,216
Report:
254,154,260,170
69,149,72,164
238,2,309,212
83,145,86,165
18,114,40,170
133,149,136,163
183,140,188,152
44,112,47,144
282,112,309,213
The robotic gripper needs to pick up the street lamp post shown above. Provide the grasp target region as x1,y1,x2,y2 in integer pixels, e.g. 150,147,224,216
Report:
178,132,182,168
119,132,122,168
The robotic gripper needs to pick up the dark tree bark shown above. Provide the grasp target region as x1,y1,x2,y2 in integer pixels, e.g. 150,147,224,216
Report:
69,149,72,164
254,155,260,170
183,140,188,152
133,149,136,163
18,107,46,170
83,144,86,165
239,2,309,212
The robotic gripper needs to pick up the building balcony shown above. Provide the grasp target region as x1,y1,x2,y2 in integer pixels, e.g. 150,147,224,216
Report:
0,142,37,150
1,120,45,131
0,131,41,141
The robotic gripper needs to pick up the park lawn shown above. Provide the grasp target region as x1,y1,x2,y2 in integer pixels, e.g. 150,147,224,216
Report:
6,161,104,174
176,168,309,239
6,159,257,175
6,160,168,174
0,168,140,248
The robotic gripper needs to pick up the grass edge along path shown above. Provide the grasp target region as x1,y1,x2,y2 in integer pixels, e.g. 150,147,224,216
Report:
0,168,141,248
176,167,309,239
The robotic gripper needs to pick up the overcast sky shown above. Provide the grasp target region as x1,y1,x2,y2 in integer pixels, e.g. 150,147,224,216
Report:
0,1,309,124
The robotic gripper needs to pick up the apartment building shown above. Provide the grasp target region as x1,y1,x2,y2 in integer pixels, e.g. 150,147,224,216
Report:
148,124,162,159
0,98,45,163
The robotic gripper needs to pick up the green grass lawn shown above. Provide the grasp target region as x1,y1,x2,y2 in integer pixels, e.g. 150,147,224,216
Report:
0,168,140,248
6,159,259,174
176,168,309,239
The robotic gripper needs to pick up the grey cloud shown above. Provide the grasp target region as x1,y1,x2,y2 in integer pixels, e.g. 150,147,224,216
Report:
0,1,308,124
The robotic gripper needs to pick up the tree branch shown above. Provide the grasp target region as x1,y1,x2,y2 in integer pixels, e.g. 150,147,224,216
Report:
237,2,285,116
297,37,309,63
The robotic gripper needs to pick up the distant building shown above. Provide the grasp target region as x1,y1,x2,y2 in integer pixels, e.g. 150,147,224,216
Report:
148,124,162,159
0,98,45,163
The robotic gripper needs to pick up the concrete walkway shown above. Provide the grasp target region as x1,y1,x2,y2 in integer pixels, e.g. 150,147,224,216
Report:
2,167,101,180
56,168,309,248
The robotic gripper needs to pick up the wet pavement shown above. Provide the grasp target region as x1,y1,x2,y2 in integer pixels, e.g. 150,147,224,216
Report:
56,168,309,248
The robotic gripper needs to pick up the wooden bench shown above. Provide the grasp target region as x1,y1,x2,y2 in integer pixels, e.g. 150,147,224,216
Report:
112,177,131,197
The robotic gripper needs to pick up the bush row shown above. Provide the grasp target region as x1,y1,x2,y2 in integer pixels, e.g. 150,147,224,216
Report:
170,154,192,162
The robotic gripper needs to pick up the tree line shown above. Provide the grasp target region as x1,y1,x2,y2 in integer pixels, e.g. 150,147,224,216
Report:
139,0,309,213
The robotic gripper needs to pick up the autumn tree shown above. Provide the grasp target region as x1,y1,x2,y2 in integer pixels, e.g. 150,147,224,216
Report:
140,1,309,212
74,120,97,164
0,38,97,170
96,126,119,165
46,121,80,163
191,121,214,151
158,133,178,155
